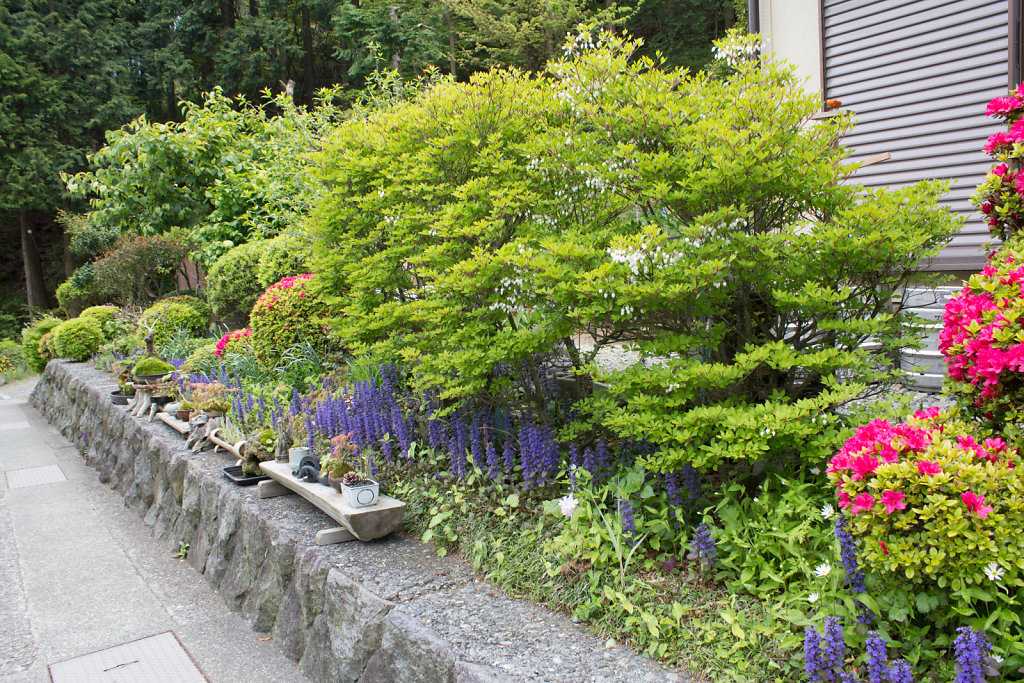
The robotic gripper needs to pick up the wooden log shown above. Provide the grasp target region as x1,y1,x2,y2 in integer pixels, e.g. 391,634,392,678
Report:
257,479,292,499
316,527,357,545
259,461,404,542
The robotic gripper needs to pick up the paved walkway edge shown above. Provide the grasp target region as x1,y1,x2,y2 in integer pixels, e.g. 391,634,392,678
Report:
31,362,509,683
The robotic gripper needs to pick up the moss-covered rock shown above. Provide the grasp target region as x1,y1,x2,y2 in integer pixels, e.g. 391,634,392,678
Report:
132,356,175,377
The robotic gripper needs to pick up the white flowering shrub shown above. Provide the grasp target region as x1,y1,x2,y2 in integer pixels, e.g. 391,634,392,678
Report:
311,30,960,471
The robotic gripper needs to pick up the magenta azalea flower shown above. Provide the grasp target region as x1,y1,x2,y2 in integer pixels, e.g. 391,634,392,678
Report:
961,491,994,518
917,460,942,476
880,490,907,514
851,493,875,515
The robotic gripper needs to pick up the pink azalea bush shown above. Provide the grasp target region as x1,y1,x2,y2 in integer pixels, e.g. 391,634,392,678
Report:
939,245,1024,420
975,83,1024,242
828,408,1023,589
214,327,251,357
248,273,332,363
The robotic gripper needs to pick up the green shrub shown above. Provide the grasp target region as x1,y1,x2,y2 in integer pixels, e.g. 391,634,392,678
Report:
0,313,20,342
311,30,960,469
181,342,220,375
257,233,310,289
249,274,331,364
153,294,211,325
22,317,62,373
206,240,265,327
138,300,208,347
91,234,189,306
132,356,175,377
55,263,111,317
0,340,25,369
52,317,104,361
79,305,119,339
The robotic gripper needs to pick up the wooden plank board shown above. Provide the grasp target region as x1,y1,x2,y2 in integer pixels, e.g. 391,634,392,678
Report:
259,461,405,542
155,412,190,435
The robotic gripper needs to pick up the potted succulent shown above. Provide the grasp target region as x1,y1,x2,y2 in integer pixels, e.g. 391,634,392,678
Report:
190,381,234,417
321,433,356,491
335,434,378,507
176,400,194,422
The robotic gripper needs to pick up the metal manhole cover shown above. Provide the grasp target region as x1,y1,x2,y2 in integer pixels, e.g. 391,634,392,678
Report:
0,420,31,431
6,465,66,489
48,631,208,683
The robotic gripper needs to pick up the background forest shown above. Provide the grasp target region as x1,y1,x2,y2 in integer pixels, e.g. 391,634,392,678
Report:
0,0,740,333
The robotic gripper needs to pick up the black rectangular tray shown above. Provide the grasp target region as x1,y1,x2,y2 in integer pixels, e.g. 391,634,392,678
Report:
222,465,269,486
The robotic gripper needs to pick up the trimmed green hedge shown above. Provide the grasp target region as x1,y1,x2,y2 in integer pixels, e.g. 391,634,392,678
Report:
53,317,104,361
206,240,265,327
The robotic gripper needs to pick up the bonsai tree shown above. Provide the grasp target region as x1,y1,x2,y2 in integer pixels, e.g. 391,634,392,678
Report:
190,381,234,414
242,427,276,475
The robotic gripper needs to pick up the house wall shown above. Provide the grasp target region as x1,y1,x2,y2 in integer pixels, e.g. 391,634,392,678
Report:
758,0,823,97
756,0,1010,275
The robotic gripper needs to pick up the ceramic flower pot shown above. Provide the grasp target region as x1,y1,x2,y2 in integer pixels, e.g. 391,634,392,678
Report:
176,410,192,421
288,446,310,470
341,479,379,508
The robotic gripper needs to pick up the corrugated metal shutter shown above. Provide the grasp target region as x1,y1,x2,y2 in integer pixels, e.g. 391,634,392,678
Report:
823,0,1009,272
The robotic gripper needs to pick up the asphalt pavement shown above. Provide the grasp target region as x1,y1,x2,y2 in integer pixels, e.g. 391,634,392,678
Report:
0,377,308,682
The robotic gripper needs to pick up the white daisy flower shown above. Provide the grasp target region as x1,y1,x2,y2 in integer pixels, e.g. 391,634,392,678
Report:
984,562,1005,582
814,562,832,578
557,494,579,519
820,503,835,520
807,592,820,604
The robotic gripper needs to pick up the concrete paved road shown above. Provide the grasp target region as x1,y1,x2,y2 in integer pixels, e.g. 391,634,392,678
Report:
0,378,309,682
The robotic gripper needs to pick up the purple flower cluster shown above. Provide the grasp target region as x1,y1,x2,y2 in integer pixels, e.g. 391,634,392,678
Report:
954,627,993,683
619,497,637,543
805,620,915,683
804,617,845,682
688,523,716,568
834,514,866,593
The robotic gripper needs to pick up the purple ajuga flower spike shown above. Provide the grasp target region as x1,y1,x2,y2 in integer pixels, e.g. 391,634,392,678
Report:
864,631,889,683
821,617,845,682
502,429,517,473
834,514,866,593
688,523,716,568
888,660,913,683
954,627,992,683
804,625,823,682
619,497,637,543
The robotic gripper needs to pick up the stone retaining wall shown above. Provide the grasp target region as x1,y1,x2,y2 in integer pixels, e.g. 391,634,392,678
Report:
31,361,682,683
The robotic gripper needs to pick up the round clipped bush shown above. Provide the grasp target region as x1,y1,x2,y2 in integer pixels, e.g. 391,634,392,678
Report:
249,273,329,364
939,245,1024,421
52,317,104,361
828,408,1023,588
215,328,252,357
22,317,61,373
182,341,220,375
206,241,265,327
257,233,310,289
79,305,119,340
132,356,175,377
153,294,212,326
139,300,208,346
55,262,110,317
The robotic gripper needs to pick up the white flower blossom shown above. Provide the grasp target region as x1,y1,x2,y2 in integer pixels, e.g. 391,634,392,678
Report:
810,467,821,476
984,562,1005,582
557,494,579,519
814,562,832,578
807,592,820,604
820,503,835,520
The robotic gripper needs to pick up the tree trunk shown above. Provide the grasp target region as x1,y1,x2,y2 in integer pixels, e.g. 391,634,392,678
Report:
301,4,314,105
249,0,258,17
61,199,73,278
444,10,457,78
20,212,48,310
221,0,235,31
